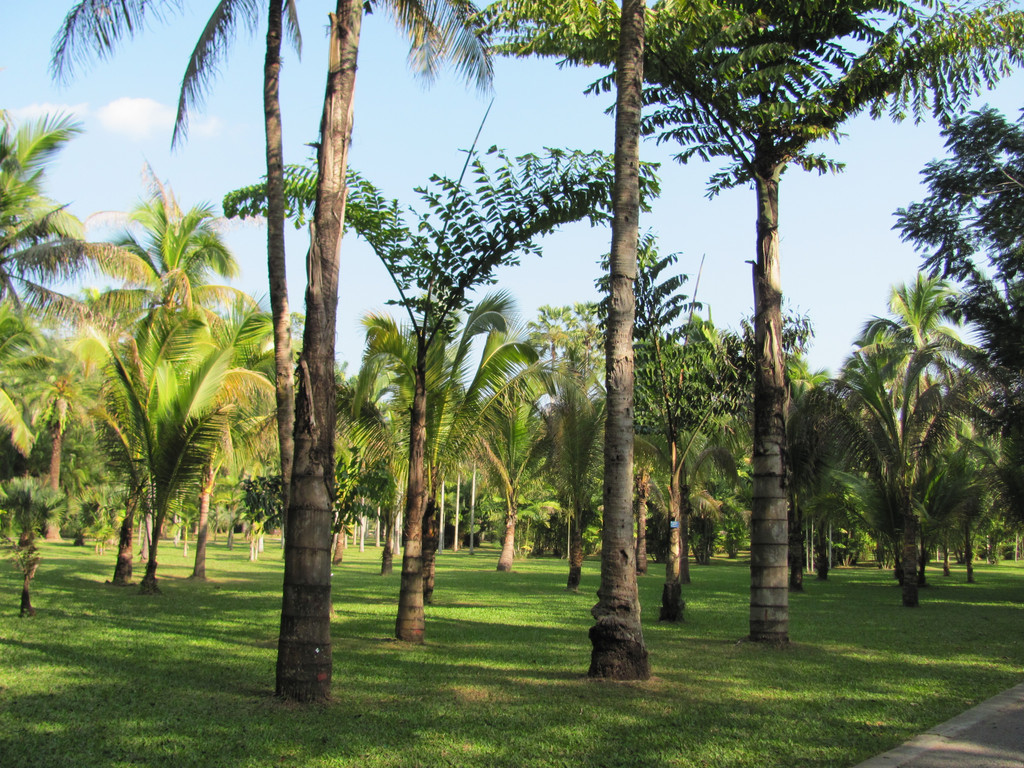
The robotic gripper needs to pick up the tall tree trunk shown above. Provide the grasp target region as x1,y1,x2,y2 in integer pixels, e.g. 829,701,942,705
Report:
749,162,790,644
190,463,215,580
20,562,38,618
396,350,428,642
264,0,296,535
140,507,166,594
381,538,394,575
814,524,829,581
567,510,583,591
964,519,975,584
44,404,66,540
660,463,684,622
421,496,438,604
112,494,137,585
589,0,649,682
634,468,648,575
275,0,361,703
901,502,919,607
788,498,804,591
497,495,518,572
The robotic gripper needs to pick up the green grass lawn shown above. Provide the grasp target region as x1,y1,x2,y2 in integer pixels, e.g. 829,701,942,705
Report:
1,539,1022,768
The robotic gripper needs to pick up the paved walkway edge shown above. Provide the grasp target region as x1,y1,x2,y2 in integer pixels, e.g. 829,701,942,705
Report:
850,681,1024,768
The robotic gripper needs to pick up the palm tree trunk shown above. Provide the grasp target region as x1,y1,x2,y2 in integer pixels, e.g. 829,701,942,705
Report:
264,0,295,532
749,161,790,644
190,463,215,580
634,469,648,575
44,407,66,540
497,495,518,572
421,496,438,604
112,494,137,585
140,507,166,594
396,350,428,642
964,519,975,584
901,502,920,607
660,466,684,622
276,0,361,703
588,0,649,681
567,510,583,591
788,499,804,591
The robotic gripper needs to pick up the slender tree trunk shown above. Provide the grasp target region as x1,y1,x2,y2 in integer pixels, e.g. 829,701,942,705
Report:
44,406,66,540
943,542,951,576
421,496,438,604
396,350,428,642
190,463,215,580
140,507,166,594
276,0,361,703
634,469,648,575
112,495,137,585
264,0,295,533
20,566,38,617
788,498,804,591
589,0,649,681
901,501,919,607
332,530,345,565
381,538,394,575
497,495,518,572
660,463,684,622
749,161,789,644
917,528,928,588
815,524,829,581
965,520,975,584
567,510,583,591
453,476,460,552
680,482,691,584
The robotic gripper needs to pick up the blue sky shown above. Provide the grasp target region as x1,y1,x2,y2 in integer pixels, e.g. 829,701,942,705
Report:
3,2,1022,373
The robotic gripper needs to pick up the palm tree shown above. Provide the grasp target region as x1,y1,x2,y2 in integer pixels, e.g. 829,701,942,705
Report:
95,310,254,593
588,0,649,681
544,353,604,592
364,293,535,616
0,304,37,457
825,343,979,607
94,181,250,322
479,370,547,572
190,302,276,580
0,113,113,320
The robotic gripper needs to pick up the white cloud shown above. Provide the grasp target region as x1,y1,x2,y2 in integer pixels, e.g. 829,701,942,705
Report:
97,97,174,140
189,115,224,139
8,102,89,122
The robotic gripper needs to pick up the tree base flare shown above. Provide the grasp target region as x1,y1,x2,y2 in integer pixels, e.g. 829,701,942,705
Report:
588,617,650,680
659,581,684,622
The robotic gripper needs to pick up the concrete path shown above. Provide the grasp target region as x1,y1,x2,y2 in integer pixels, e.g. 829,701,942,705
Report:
851,681,1024,768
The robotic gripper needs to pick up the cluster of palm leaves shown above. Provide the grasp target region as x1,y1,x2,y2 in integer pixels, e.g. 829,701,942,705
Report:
793,275,1016,606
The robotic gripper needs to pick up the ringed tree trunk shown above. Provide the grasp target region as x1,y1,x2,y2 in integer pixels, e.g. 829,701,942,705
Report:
660,462,684,622
814,523,829,580
112,493,139,585
964,519,975,583
20,556,39,617
634,468,649,575
788,498,804,591
140,504,168,594
422,496,439,604
588,0,650,682
265,0,296,536
395,347,428,643
902,500,920,606
275,0,361,703
749,161,790,644
567,507,584,591
496,494,518,572
190,462,215,580
44,401,67,540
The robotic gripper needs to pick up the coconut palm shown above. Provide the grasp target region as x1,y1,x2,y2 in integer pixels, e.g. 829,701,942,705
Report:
0,113,116,320
364,293,535,614
544,352,605,592
478,369,546,572
93,182,250,323
825,343,980,607
95,309,260,592
0,304,38,457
